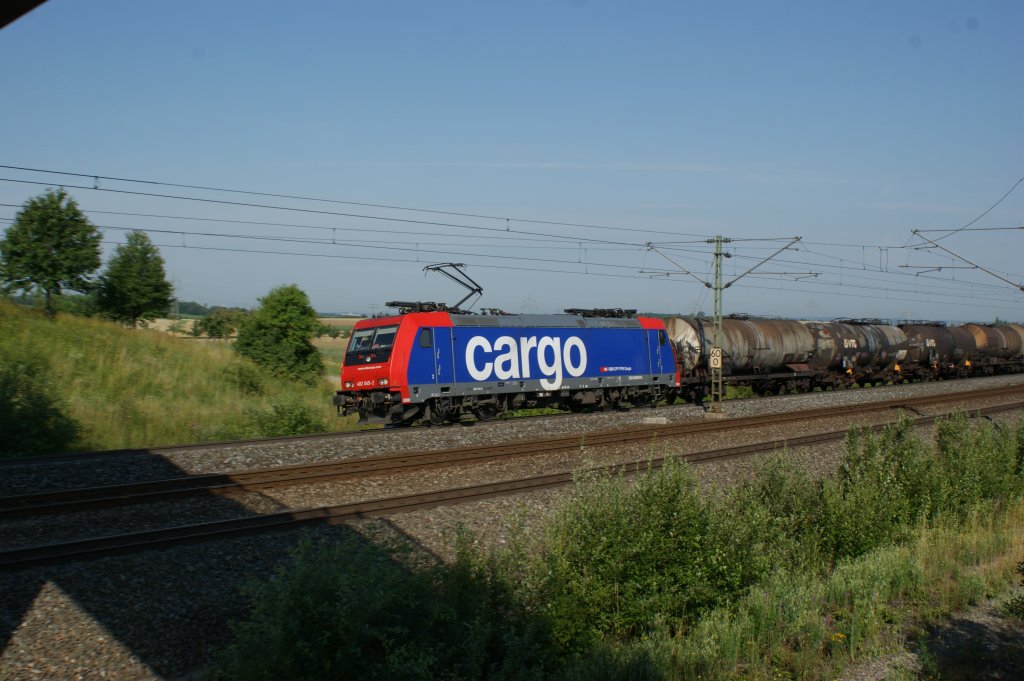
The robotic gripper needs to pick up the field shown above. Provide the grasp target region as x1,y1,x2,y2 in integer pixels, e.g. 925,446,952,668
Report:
314,317,361,377
141,316,361,381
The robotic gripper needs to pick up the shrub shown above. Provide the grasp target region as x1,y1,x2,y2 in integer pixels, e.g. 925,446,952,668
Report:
535,460,757,648
315,322,342,339
245,399,326,437
820,421,935,560
210,532,557,681
195,308,248,339
0,347,79,457
934,414,1022,516
1005,562,1024,620
721,454,825,570
221,362,267,396
234,285,323,383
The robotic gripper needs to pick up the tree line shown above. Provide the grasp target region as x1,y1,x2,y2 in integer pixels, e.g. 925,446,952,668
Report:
0,188,173,325
1,189,330,384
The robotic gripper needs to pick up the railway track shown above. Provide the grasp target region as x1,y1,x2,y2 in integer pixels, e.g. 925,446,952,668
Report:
2,385,1023,570
3,382,1023,522
0,375,1015,471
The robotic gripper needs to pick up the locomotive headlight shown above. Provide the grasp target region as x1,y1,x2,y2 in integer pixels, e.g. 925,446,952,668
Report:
378,378,389,386
343,381,355,389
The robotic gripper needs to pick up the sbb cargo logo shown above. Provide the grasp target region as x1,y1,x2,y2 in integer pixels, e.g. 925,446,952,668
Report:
466,335,587,390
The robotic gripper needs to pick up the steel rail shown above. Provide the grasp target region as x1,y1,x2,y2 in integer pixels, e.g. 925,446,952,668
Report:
3,383,1024,519
2,400,1022,570
3,377,1021,469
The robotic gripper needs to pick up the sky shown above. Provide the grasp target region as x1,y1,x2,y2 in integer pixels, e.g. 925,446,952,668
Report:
1,1,1022,322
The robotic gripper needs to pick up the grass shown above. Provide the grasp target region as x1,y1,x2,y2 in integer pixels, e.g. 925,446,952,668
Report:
0,300,359,454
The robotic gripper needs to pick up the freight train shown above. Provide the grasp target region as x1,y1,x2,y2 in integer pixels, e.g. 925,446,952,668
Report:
333,305,1024,425
668,316,1024,404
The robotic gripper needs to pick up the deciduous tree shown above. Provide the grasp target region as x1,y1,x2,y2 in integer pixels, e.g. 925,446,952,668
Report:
235,284,324,383
95,231,174,327
0,189,102,317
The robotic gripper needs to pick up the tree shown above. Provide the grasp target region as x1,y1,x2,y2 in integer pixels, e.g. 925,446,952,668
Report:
95,231,173,327
234,284,324,383
194,307,248,338
0,189,102,317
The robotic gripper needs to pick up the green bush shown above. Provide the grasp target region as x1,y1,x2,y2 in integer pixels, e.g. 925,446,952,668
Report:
820,421,936,560
210,532,556,681
0,347,79,457
212,416,1024,679
716,454,825,574
1006,562,1024,620
221,362,267,396
234,285,323,383
315,322,342,339
195,308,248,339
536,460,764,648
935,414,1022,516
245,399,326,437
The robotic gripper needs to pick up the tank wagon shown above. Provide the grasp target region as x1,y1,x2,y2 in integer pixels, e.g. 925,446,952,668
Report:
665,316,1023,402
334,308,679,425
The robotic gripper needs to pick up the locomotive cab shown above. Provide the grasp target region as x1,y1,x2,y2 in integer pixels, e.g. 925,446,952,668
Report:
333,316,418,425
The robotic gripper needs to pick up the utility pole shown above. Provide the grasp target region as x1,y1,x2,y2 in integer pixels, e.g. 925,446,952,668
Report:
647,235,802,414
708,236,729,412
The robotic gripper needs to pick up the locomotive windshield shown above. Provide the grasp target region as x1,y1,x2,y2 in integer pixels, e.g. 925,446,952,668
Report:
345,324,399,365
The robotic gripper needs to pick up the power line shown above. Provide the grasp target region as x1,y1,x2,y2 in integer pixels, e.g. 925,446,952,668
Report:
0,204,601,246
99,240,681,285
930,175,1024,243
0,164,709,239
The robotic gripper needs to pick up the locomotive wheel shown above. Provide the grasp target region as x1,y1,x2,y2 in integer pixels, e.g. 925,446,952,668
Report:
473,404,499,421
428,398,454,426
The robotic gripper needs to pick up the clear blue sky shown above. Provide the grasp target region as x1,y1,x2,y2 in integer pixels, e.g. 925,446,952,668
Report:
2,1,1022,321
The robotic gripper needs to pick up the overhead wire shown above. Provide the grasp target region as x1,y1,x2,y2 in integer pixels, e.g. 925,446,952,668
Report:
3,165,1021,313
0,164,709,239
0,177,651,249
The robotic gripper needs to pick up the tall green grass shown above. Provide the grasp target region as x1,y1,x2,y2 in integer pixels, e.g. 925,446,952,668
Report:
210,415,1024,680
0,300,357,454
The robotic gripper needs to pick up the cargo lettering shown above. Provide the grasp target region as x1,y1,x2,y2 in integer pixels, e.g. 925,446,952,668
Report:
466,335,587,390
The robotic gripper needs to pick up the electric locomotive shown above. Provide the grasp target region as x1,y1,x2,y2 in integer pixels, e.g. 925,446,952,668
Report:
334,306,680,425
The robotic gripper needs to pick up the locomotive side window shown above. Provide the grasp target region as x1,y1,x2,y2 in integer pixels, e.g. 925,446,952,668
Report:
419,328,433,348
